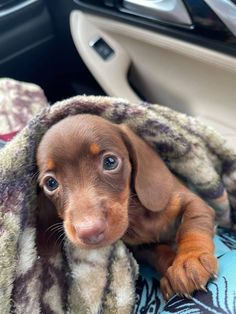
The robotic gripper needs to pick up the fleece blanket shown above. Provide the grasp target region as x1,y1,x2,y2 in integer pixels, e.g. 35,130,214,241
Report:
1,83,236,313
0,78,47,135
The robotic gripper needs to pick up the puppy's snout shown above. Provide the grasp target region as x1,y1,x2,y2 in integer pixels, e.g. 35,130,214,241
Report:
75,220,106,244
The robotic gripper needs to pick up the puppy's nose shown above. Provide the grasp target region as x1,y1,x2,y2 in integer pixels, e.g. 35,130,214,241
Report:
75,221,106,244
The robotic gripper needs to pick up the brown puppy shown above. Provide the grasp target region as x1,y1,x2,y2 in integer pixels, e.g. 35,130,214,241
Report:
36,114,217,300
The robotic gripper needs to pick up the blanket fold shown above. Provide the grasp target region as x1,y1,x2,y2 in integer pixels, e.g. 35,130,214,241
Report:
1,87,236,313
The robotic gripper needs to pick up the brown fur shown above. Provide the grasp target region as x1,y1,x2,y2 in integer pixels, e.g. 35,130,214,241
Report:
36,114,217,299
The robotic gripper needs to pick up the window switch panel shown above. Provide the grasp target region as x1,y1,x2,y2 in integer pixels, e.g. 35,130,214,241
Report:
90,37,114,60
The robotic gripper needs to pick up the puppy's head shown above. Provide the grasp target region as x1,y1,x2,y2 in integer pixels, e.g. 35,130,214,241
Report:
37,114,173,249
37,114,132,248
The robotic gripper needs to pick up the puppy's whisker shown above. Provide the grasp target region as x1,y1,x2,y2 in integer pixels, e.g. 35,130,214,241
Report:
45,229,64,244
46,222,64,233
30,171,40,183
56,232,66,247
48,222,64,227
45,224,64,240
46,225,64,236
127,203,138,209
16,163,36,170
46,227,64,238
128,195,137,201
103,178,121,192
58,235,67,248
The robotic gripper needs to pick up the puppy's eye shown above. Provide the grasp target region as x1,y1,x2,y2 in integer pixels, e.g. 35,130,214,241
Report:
45,177,59,191
103,155,119,171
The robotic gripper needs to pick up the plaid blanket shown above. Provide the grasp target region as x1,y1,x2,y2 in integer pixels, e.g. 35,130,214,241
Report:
1,80,236,313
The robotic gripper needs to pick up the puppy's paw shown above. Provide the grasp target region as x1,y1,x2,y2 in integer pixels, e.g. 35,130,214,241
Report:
160,251,218,300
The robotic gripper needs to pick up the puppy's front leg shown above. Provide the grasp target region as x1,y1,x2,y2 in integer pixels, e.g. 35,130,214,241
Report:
160,193,218,300
132,244,176,277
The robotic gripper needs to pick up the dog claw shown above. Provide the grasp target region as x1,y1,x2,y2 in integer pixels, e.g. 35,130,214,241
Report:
183,293,192,299
212,273,218,280
200,285,208,292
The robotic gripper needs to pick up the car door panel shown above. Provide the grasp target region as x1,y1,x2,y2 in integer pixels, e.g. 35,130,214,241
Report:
70,7,236,147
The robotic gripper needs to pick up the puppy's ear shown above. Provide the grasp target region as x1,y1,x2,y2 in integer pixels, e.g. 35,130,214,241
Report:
119,125,174,212
37,191,62,257
37,191,61,231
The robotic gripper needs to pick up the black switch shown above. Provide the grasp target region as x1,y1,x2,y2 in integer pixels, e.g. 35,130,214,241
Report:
90,37,115,60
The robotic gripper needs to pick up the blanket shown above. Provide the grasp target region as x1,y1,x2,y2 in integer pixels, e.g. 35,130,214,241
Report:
1,83,236,313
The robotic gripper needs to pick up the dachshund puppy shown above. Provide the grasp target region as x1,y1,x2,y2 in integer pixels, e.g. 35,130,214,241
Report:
36,114,217,300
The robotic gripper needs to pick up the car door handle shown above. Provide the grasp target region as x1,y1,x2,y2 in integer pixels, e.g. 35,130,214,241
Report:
123,0,192,26
0,0,38,18
203,0,236,37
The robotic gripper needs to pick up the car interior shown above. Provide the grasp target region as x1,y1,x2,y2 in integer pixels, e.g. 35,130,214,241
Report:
1,0,236,148
1,1,236,313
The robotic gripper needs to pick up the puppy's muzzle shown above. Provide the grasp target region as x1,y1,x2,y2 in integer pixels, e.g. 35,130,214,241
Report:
74,220,106,244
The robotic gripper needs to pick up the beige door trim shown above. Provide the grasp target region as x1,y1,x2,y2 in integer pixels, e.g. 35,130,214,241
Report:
70,10,140,102
85,12,236,73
